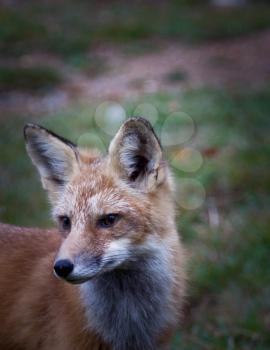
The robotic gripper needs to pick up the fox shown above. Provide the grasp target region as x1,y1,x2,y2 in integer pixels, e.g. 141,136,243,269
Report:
0,117,186,350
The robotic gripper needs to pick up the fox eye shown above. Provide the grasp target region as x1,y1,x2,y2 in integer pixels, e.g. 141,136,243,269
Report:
98,214,120,228
58,216,71,233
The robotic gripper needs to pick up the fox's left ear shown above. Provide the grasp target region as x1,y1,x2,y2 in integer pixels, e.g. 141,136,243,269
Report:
109,117,166,192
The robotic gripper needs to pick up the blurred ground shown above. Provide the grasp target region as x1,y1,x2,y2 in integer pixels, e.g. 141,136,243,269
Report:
0,1,270,349
1,26,270,115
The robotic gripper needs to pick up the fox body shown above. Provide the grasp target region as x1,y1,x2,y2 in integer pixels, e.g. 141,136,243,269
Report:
0,118,186,350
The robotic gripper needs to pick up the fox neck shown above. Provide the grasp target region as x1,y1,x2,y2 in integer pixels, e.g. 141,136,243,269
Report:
80,250,174,350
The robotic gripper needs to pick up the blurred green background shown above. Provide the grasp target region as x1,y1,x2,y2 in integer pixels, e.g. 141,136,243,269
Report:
0,0,270,349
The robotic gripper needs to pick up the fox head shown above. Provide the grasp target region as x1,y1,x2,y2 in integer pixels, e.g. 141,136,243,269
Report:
24,117,175,284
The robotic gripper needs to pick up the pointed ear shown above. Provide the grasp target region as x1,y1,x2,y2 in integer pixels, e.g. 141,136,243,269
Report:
109,117,166,192
24,124,79,203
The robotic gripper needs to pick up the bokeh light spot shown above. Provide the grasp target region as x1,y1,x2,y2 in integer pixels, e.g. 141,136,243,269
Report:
133,103,159,126
161,112,195,146
95,102,126,136
171,147,203,172
176,179,205,210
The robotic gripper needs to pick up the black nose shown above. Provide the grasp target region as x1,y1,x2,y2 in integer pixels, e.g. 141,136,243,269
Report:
54,259,74,278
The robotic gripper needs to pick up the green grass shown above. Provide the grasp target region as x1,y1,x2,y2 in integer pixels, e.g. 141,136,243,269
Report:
1,1,270,60
0,86,269,349
0,66,62,91
1,1,269,93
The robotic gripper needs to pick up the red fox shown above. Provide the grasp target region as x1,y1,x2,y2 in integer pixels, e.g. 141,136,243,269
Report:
0,117,186,350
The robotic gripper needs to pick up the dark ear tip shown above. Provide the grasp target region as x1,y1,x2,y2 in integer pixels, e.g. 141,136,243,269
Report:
124,116,162,148
24,123,36,141
125,116,153,129
24,123,77,150
23,123,45,141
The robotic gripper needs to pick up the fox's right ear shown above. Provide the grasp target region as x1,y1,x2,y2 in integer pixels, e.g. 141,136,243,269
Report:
24,124,79,204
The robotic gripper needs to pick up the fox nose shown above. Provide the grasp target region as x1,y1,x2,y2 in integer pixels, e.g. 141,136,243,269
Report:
54,259,74,278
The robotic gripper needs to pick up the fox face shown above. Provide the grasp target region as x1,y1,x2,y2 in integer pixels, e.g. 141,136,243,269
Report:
24,118,174,284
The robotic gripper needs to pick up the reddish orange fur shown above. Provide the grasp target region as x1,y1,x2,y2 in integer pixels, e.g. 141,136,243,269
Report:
0,119,186,349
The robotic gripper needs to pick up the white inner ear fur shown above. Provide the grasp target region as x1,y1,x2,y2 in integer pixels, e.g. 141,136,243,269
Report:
25,126,78,202
33,135,75,179
108,118,165,192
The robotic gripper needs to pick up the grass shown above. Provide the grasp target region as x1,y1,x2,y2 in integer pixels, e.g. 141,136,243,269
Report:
1,1,269,92
0,85,269,348
1,1,270,60
0,66,62,92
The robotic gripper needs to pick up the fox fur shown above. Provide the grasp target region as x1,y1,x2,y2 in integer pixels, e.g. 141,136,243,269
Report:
0,117,186,350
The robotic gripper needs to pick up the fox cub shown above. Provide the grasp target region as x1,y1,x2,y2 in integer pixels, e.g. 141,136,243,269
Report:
0,117,186,350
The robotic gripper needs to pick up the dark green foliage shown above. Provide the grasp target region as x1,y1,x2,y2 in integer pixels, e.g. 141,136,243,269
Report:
1,1,270,60
0,66,62,91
